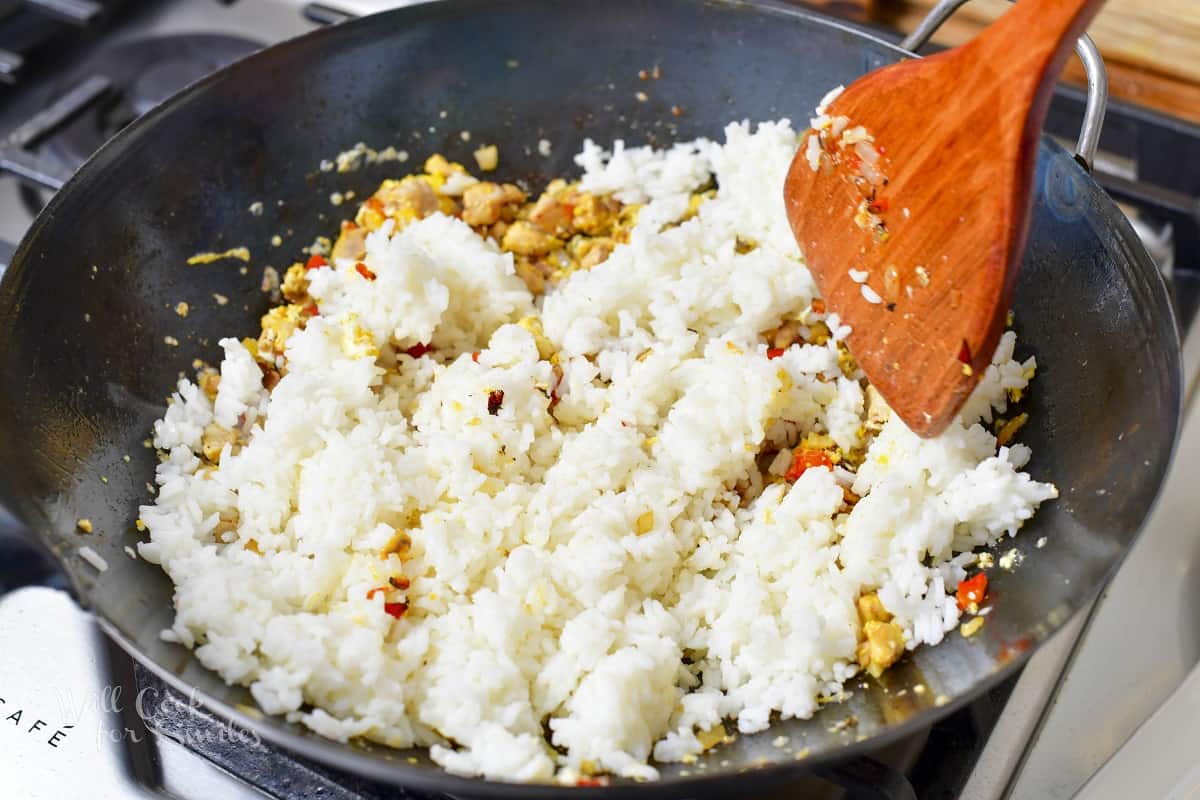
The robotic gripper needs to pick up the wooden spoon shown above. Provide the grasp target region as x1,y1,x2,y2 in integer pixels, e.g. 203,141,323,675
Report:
784,0,1104,437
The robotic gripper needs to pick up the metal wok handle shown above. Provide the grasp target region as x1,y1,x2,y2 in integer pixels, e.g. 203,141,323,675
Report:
901,0,1107,172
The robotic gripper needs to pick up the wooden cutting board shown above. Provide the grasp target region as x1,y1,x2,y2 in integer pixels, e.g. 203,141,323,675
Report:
804,0,1200,124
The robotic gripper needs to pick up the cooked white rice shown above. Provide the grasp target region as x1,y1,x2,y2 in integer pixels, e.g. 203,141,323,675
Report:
139,119,1056,783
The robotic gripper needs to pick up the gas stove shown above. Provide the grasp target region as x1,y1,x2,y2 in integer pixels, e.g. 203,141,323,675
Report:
0,2,1198,799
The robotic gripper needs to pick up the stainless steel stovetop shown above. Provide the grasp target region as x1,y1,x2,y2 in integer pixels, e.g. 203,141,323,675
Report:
1,2,1198,798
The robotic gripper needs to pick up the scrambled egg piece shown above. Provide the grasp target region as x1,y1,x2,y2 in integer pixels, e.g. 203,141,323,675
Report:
339,314,378,360
258,304,306,358
855,593,905,678
281,263,310,304
857,620,905,678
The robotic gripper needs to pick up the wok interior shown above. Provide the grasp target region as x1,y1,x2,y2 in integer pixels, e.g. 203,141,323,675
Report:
0,0,1178,791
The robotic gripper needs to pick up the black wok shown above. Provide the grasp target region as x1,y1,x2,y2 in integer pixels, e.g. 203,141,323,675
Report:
0,0,1181,795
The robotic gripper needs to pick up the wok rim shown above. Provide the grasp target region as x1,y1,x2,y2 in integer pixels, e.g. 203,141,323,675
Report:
7,0,1184,793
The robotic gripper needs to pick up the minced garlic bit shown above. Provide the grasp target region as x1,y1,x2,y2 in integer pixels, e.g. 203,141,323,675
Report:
827,715,858,733
270,235,283,247
537,139,552,157
213,293,229,306
976,551,995,569
76,518,93,534
248,201,264,216
78,545,108,572
998,547,1024,570
186,247,250,265
174,301,189,318
261,266,281,295
163,335,180,347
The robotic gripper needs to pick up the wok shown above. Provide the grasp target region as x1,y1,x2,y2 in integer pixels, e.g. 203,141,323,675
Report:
0,0,1181,795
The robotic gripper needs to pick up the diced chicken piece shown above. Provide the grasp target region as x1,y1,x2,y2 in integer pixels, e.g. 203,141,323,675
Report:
577,237,614,270
572,192,621,235
856,592,892,625
842,486,862,508
856,620,906,678
201,423,239,463
543,178,569,197
261,365,281,391
258,304,305,357
281,263,309,304
502,220,560,257
462,182,526,227
376,176,440,219
765,320,803,350
488,220,510,242
331,223,367,262
514,257,551,295
528,193,573,236
356,177,442,232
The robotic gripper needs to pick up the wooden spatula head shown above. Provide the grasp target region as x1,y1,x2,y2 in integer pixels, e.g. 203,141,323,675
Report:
784,0,1104,436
